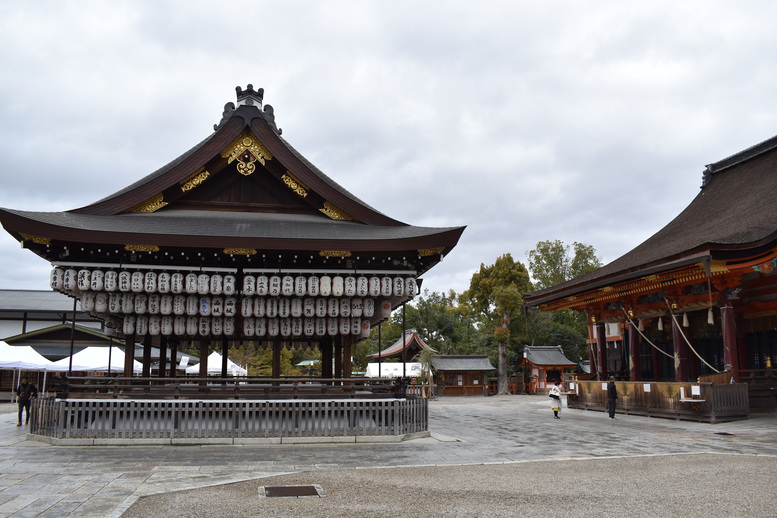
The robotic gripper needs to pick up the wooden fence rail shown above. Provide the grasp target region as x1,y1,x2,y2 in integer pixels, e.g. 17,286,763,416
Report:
566,380,749,423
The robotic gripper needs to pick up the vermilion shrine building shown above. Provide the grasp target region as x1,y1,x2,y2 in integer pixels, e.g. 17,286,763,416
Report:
0,85,465,380
524,134,777,412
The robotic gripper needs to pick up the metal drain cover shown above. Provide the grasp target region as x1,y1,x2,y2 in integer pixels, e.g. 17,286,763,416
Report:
259,485,325,498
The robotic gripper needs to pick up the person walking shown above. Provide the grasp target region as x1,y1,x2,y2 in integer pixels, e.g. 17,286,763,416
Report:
16,376,38,427
549,380,562,419
607,376,618,419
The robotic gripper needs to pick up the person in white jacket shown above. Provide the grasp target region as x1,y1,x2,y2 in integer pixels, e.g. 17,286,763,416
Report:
549,380,562,419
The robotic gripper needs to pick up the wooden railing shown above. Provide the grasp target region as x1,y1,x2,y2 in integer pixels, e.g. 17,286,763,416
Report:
52,376,405,400
566,380,749,423
30,395,428,443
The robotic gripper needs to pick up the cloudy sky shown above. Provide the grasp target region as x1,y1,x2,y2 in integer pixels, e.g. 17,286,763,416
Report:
1,1,777,297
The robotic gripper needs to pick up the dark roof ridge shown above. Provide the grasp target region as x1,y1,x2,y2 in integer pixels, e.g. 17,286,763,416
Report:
701,132,777,187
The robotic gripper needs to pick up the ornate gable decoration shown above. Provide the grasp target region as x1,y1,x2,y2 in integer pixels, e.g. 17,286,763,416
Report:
221,131,273,176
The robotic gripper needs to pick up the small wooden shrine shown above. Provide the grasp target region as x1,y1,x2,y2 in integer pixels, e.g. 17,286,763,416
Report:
366,329,437,363
519,345,576,394
430,355,494,396
524,133,777,412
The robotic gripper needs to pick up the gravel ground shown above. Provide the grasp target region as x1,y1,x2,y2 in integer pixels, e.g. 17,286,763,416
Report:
122,453,776,518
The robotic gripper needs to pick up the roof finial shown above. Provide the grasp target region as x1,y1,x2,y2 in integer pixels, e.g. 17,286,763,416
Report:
236,84,264,107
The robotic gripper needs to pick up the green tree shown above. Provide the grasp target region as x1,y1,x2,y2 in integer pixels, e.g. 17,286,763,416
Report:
462,254,532,395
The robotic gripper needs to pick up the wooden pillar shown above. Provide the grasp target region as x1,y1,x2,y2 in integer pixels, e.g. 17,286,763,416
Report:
321,337,333,378
169,339,178,378
221,338,229,377
142,335,152,378
334,336,343,379
595,322,607,379
272,342,281,378
671,317,689,382
721,305,740,382
123,334,136,378
343,336,352,380
198,340,209,379
628,322,641,381
157,336,167,378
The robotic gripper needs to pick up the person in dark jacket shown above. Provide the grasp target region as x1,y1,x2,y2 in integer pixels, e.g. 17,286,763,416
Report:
607,376,618,419
16,376,38,427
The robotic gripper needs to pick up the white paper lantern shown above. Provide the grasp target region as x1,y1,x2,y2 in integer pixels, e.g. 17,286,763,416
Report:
224,297,237,317
117,271,131,292
77,269,91,291
135,315,148,336
148,316,161,336
268,318,280,337
360,320,371,338
147,294,160,314
281,275,294,296
339,298,351,317
224,317,235,336
256,275,269,296
50,268,64,290
327,318,339,336
265,297,278,317
131,271,144,293
109,293,121,313
104,270,118,292
211,316,223,336
174,316,186,335
292,317,303,336
307,276,320,296
81,292,95,312
199,296,211,316
134,293,148,314
95,293,108,313
186,295,199,316
291,298,303,317
269,275,282,296
280,318,292,337
351,298,363,317
185,273,198,294
160,295,173,315
241,297,253,317
368,277,380,297
351,317,361,335
339,317,351,335
211,297,224,316
327,298,339,317
332,276,344,296
122,315,136,335
254,298,266,318
243,317,256,337
405,277,417,298
223,275,236,296
380,277,392,297
393,277,404,297
357,277,369,297
344,276,357,296
363,298,375,317
63,269,78,292
161,316,173,336
278,297,291,318
315,298,327,317
242,275,256,295
304,317,315,336
303,298,316,317
198,317,210,336
157,272,171,293
255,317,266,337
294,276,307,296
121,293,135,314
319,275,332,296
210,274,223,295
144,271,157,293
90,270,104,292
173,295,186,315
186,316,198,336
380,300,392,318
315,318,327,336
197,274,210,295
171,273,184,294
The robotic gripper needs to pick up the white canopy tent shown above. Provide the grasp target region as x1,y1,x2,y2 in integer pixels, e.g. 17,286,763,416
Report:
51,346,143,374
185,351,247,376
365,362,422,378
0,340,60,399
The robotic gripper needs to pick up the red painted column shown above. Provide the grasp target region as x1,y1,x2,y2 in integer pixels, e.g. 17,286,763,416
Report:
628,322,641,381
595,322,607,379
721,305,740,382
671,316,688,382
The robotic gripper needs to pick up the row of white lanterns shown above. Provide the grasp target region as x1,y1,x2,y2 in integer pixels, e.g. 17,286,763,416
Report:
52,268,417,298
80,292,390,319
118,315,372,338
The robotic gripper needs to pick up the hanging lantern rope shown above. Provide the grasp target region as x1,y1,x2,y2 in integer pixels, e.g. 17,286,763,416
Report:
619,307,675,360
663,299,720,374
